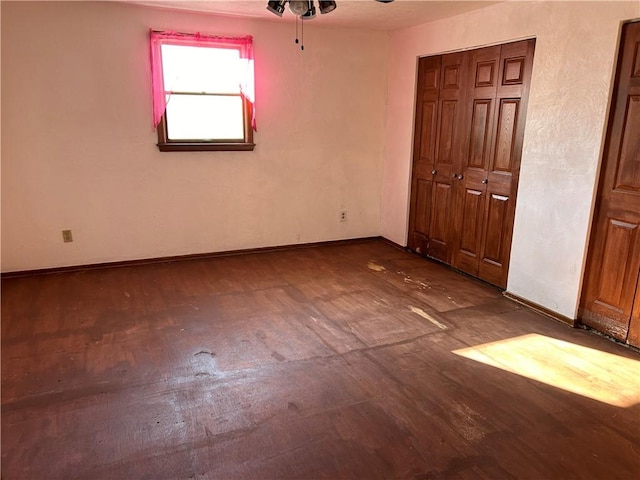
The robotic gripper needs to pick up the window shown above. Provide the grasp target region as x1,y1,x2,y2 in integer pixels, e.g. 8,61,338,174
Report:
150,31,255,151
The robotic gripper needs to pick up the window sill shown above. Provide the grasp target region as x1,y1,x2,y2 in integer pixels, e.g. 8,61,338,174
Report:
157,142,255,152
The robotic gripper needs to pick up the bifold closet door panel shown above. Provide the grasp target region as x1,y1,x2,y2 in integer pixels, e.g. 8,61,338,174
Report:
408,53,468,264
427,52,468,263
452,45,501,277
408,56,441,255
477,39,536,288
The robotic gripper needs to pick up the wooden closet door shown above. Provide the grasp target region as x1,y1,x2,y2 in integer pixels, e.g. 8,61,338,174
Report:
452,45,501,277
408,53,467,263
408,56,441,255
580,22,640,346
451,40,535,288
477,39,536,288
408,40,534,289
428,52,467,263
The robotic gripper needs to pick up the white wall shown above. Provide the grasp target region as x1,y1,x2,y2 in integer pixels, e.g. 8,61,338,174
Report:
4,1,639,323
1,1,389,272
382,1,639,319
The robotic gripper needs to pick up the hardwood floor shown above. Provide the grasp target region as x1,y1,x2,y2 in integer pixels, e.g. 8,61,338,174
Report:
2,239,639,479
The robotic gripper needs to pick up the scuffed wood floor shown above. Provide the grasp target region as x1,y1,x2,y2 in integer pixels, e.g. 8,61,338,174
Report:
2,239,639,479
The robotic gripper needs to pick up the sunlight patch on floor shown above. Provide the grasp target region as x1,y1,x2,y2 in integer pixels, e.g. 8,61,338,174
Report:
452,334,640,408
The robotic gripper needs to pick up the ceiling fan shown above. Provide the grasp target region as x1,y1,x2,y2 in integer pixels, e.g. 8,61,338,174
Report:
267,0,394,20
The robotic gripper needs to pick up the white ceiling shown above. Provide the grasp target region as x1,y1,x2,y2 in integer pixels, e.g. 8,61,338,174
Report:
126,0,501,31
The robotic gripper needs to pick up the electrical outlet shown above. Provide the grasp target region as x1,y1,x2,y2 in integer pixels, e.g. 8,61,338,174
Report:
339,210,347,222
62,229,73,243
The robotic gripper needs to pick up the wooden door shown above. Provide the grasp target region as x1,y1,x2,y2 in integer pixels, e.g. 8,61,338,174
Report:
408,55,441,256
452,39,535,288
452,45,501,277
580,22,640,346
408,53,467,263
428,52,467,263
477,39,535,288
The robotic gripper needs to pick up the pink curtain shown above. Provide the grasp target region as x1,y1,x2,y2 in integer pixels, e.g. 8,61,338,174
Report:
150,30,255,130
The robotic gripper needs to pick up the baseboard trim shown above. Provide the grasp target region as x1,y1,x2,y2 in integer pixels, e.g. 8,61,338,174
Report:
1,236,383,279
503,291,577,327
378,237,409,252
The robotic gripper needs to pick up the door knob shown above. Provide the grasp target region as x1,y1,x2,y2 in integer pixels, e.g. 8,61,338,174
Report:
457,174,464,180
452,173,458,178
431,169,437,175
482,179,488,184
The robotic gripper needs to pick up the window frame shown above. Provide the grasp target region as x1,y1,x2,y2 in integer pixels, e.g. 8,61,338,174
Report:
151,31,255,152
156,94,255,152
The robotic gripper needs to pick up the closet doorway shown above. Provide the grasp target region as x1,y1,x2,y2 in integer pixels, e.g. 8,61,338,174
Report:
408,39,536,289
